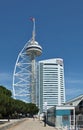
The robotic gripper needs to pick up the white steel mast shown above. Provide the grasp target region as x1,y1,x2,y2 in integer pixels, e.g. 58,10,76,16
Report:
26,18,42,104
12,18,42,104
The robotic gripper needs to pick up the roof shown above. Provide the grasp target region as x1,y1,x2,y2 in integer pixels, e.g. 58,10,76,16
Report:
65,94,83,106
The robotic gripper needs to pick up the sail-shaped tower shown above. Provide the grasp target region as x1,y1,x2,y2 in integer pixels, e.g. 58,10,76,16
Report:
12,18,42,104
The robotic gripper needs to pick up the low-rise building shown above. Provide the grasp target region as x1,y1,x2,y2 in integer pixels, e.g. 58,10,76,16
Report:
47,94,83,129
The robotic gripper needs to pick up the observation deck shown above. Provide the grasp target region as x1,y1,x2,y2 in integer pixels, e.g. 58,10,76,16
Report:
26,40,42,56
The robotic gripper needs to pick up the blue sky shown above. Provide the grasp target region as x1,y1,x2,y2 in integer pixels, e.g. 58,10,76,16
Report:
0,0,83,101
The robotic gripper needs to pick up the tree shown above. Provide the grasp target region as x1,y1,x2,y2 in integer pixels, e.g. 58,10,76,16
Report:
0,86,12,120
0,86,12,97
27,103,39,116
0,85,39,119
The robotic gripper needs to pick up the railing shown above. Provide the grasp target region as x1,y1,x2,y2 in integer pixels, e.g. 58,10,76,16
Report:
55,125,83,130
65,125,83,130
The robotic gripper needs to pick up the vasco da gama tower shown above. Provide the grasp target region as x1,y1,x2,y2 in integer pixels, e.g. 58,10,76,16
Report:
12,18,42,104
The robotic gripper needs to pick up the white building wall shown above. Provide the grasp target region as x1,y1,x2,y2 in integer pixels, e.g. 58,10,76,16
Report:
38,58,65,113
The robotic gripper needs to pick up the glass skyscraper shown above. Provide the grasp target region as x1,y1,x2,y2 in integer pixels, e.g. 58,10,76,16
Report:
38,58,65,113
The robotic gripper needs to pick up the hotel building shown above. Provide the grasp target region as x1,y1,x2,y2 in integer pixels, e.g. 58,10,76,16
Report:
38,58,65,113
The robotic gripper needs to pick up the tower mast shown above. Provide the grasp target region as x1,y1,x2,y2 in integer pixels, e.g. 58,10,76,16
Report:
12,18,42,104
26,18,42,104
32,17,35,42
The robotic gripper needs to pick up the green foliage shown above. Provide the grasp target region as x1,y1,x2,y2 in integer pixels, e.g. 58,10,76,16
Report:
0,85,39,119
27,103,39,115
0,86,12,97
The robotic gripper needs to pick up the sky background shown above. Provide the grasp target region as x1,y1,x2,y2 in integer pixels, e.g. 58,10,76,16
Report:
0,0,83,101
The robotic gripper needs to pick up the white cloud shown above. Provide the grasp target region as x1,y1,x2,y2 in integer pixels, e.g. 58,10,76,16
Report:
0,72,13,90
66,87,83,101
65,76,83,101
65,71,83,85
66,79,83,84
0,72,12,81
65,77,83,100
